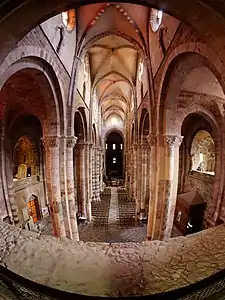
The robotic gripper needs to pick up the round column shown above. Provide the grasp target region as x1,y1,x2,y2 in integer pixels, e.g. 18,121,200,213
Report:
76,143,87,218
66,136,79,241
42,136,66,238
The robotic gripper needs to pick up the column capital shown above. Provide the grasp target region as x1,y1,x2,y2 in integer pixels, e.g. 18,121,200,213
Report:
144,56,151,68
42,136,59,148
66,136,78,148
163,135,183,148
147,134,158,147
88,142,94,149
141,143,150,150
76,142,87,150
132,144,138,151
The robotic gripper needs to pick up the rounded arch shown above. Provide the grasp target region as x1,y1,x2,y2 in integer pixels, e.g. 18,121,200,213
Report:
93,71,133,92
179,111,224,225
78,31,144,58
0,56,65,136
131,123,135,146
2,2,225,78
105,128,124,141
76,107,88,142
158,50,225,135
105,131,124,178
139,108,150,143
74,111,85,143
190,130,215,173
92,124,97,145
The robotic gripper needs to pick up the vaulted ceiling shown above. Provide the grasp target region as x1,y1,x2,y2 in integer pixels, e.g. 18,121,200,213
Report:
77,3,149,126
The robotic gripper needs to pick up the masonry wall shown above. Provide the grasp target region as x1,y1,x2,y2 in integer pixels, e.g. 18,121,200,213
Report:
183,172,214,226
149,12,180,76
14,177,46,224
41,14,76,75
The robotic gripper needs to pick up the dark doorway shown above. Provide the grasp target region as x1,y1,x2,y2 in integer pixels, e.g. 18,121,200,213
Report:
106,132,123,179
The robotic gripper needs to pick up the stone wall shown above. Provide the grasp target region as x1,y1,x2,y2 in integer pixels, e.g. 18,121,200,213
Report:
41,13,76,75
13,178,47,224
183,172,214,225
1,221,225,296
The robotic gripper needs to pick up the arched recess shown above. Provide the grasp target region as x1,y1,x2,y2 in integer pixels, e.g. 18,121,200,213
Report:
160,52,225,221
0,57,65,136
74,111,86,143
138,108,150,218
2,114,45,226
105,131,124,178
178,112,221,227
0,58,63,225
10,115,43,180
74,110,87,218
154,51,225,238
131,124,135,147
92,124,97,145
159,52,225,135
139,108,150,144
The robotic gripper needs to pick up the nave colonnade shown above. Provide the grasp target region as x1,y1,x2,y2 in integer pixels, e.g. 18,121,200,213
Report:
0,2,225,244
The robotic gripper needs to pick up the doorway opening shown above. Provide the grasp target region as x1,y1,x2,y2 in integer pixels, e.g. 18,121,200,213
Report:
106,132,123,180
27,195,41,224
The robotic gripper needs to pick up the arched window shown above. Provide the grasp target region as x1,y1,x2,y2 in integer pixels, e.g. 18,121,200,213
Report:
62,9,76,32
138,62,144,81
13,136,39,180
191,130,215,175
150,8,163,32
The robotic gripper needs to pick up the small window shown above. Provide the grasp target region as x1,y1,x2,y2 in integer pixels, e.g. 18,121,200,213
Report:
112,144,116,150
105,144,108,150
150,8,163,32
120,144,123,150
62,9,76,32
113,157,116,164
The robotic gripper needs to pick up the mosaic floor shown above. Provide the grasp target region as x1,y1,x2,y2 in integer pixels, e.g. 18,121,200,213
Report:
40,187,181,242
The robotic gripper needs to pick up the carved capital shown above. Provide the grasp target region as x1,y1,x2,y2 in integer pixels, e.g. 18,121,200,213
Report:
132,144,138,151
76,142,86,150
66,136,78,148
42,136,59,148
147,135,157,147
164,135,183,148
141,143,149,151
144,56,151,68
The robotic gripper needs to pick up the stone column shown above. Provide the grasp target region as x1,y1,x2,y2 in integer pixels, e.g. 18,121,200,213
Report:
91,145,96,201
147,135,157,240
42,136,66,238
147,135,183,240
84,143,91,221
95,146,101,201
132,145,140,215
4,153,19,225
66,137,79,241
1,129,19,225
130,147,135,199
87,142,93,219
136,144,142,217
76,143,87,218
99,149,104,192
91,146,100,202
140,143,149,220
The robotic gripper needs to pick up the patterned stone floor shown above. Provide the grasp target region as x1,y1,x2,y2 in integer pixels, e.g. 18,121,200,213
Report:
40,187,148,242
40,188,182,242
